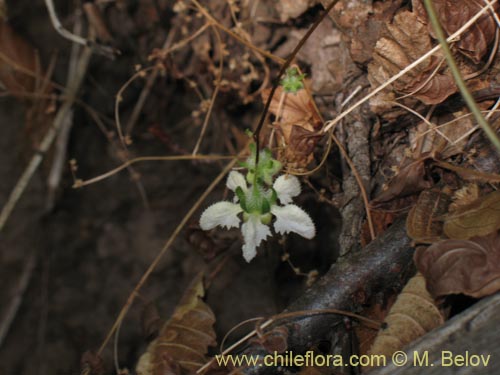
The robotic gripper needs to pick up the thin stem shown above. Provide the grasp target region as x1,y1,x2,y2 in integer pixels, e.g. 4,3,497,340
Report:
253,0,339,165
423,0,500,154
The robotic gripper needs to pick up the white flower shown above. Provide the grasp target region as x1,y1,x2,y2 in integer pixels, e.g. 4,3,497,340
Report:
200,171,315,262
273,174,301,204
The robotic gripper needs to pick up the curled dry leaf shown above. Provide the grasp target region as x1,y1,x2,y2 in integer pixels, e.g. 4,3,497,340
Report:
136,274,217,375
412,0,499,64
372,157,433,204
367,10,457,108
443,190,500,240
367,273,444,364
261,85,323,168
406,188,451,244
415,231,500,298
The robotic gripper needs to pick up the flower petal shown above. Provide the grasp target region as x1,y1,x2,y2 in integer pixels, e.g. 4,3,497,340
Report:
273,175,301,204
271,204,315,239
226,171,247,192
200,201,242,230
241,214,271,262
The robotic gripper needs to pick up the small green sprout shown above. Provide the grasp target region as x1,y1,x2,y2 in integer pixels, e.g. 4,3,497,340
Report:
280,67,306,93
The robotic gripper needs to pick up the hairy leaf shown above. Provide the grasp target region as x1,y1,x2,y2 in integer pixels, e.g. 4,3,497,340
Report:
367,273,443,364
415,231,500,298
443,190,500,240
136,274,216,375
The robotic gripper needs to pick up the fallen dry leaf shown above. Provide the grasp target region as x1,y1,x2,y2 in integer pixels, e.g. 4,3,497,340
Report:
361,210,396,247
413,0,499,64
368,10,457,108
136,274,216,375
443,190,500,240
406,188,451,244
415,231,500,298
372,157,433,204
0,21,37,97
262,85,323,168
276,0,319,22
367,273,443,365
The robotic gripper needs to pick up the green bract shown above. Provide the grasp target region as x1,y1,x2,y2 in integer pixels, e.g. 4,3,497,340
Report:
240,144,282,187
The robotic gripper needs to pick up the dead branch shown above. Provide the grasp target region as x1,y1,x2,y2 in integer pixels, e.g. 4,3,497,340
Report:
240,217,414,374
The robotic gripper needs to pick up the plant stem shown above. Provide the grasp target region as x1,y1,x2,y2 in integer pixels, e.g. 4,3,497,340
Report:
253,0,339,165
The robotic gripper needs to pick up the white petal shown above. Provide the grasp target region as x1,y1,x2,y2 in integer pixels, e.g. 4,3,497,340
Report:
271,204,315,239
200,201,242,230
226,171,247,192
241,215,271,262
273,175,301,204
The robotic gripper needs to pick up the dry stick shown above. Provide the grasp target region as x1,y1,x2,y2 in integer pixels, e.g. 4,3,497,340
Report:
190,0,284,64
46,9,84,211
124,24,180,137
197,308,381,373
323,0,499,132
0,46,93,233
423,0,500,154
114,66,156,149
44,0,115,58
197,319,274,374
0,252,36,347
73,154,234,187
192,26,224,155
95,155,241,357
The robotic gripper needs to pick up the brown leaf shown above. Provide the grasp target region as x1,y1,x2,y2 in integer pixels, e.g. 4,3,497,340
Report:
435,160,500,183
372,157,433,204
141,302,162,342
413,0,499,64
361,210,396,247
136,274,216,375
415,231,500,298
367,273,443,365
448,184,480,212
443,190,500,240
81,351,106,375
276,0,319,22
406,188,451,243
0,21,37,96
368,10,457,107
250,326,289,354
261,85,323,168
345,0,402,65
